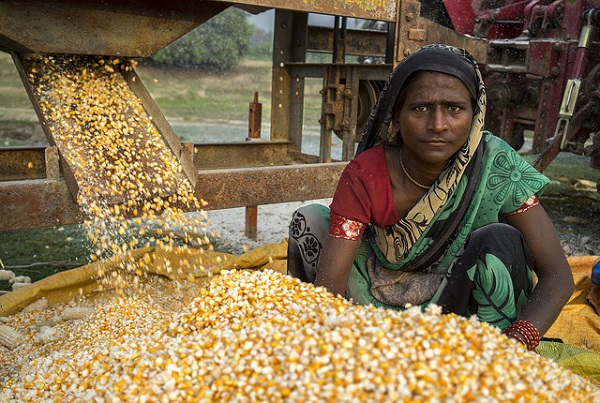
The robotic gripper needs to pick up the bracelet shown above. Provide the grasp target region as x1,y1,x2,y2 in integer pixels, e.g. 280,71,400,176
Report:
592,260,600,286
504,329,527,350
503,320,541,351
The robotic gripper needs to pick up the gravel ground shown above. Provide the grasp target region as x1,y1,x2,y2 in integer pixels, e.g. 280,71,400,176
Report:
204,199,331,254
205,195,600,258
541,191,600,257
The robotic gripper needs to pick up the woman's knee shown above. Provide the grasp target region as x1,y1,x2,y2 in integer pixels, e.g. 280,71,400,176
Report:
465,223,533,275
289,203,330,241
287,204,330,283
467,223,525,251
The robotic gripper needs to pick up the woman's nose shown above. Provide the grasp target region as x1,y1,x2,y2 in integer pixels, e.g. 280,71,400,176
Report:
429,108,448,132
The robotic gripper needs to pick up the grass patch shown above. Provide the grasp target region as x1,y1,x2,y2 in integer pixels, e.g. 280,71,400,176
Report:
0,53,32,109
137,61,272,122
136,59,322,126
0,225,92,291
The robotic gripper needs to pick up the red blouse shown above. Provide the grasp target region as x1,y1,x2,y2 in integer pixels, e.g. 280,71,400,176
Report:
329,145,399,240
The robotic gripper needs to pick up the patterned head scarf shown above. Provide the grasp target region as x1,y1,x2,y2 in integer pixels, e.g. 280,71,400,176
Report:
361,44,488,266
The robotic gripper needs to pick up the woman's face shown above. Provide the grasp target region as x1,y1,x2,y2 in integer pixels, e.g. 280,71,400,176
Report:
393,71,473,165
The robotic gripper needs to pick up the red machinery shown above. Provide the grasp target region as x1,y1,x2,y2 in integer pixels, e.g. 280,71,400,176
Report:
441,0,599,185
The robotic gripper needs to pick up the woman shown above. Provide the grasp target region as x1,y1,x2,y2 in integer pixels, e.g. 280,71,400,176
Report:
287,44,574,351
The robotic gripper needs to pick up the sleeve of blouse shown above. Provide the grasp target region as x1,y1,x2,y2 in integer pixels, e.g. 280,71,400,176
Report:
327,160,374,241
329,211,366,241
329,160,372,224
504,195,539,217
494,146,550,215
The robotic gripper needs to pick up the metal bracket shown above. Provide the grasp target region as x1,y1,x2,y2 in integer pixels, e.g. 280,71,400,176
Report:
44,146,61,181
395,0,425,64
319,65,359,162
558,79,581,149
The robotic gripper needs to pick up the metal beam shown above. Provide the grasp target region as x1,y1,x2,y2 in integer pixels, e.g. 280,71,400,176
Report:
307,26,389,57
0,180,84,231
193,142,293,169
194,163,346,209
286,63,392,81
0,147,46,180
0,142,314,179
0,163,346,231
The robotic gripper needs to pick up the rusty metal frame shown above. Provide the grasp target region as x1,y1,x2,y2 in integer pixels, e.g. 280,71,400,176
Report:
319,65,360,162
0,0,229,57
0,162,346,231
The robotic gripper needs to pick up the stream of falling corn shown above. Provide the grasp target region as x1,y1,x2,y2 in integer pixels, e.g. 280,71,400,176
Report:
0,55,599,402
24,54,213,293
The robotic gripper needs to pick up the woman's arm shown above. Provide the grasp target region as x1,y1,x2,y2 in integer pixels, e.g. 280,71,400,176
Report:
314,236,361,297
506,203,574,335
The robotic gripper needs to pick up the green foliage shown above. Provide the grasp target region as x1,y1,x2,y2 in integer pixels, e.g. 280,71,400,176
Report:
246,30,273,61
150,8,254,71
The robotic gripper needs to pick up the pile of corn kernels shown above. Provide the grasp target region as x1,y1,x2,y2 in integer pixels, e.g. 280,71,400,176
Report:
1,269,599,402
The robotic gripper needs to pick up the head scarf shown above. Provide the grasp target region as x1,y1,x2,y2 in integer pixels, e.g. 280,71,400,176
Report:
361,44,488,267
356,44,484,154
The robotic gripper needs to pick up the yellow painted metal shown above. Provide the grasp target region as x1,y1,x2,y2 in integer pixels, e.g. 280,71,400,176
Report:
227,0,398,21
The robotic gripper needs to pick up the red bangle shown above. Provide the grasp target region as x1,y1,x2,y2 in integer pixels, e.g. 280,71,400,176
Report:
504,320,541,351
504,329,527,349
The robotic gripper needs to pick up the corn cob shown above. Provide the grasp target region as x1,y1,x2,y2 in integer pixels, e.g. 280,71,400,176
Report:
21,298,48,313
11,275,31,284
60,307,95,321
0,269,15,282
33,326,57,344
11,283,30,291
0,325,23,350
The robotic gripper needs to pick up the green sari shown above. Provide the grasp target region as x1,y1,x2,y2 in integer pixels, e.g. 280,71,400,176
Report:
346,132,549,330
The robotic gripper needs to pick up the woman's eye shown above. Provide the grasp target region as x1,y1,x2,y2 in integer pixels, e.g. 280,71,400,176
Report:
414,106,427,112
448,105,462,112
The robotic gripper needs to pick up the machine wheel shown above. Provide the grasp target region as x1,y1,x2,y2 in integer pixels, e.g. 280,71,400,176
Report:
354,80,383,142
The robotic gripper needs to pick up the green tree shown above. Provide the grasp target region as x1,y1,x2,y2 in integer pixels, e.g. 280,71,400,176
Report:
150,8,253,71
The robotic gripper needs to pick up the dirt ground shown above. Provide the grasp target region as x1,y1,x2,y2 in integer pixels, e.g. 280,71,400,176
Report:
540,190,600,257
